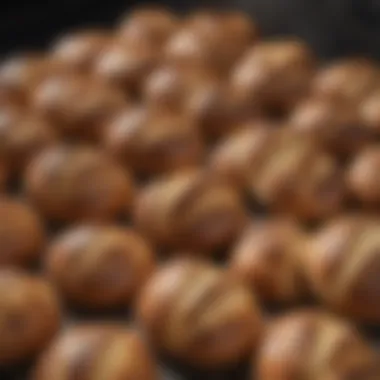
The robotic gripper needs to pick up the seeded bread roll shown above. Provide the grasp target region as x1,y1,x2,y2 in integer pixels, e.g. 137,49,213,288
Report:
229,219,307,304
0,106,57,176
0,197,45,267
312,59,380,105
304,215,380,323
103,106,203,176
256,310,379,380
33,325,158,380
230,40,315,114
32,73,126,141
290,97,371,157
52,30,111,72
0,270,61,365
25,145,134,223
45,225,155,309
210,128,344,221
119,7,179,48
134,170,247,253
137,258,262,368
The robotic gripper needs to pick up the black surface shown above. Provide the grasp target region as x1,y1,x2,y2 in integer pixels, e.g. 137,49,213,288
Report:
2,0,380,58
0,0,184,56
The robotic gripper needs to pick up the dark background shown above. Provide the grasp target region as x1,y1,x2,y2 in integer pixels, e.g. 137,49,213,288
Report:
1,0,380,60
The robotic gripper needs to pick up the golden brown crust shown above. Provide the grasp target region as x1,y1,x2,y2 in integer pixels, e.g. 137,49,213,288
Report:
143,64,195,111
118,7,179,48
164,11,257,75
103,106,204,175
51,30,112,72
134,170,247,252
33,325,158,380
0,197,45,267
0,54,44,104
143,65,218,111
290,97,371,157
143,64,254,139
229,219,308,304
256,310,379,380
304,216,380,322
94,42,159,95
360,91,380,133
218,11,258,49
0,106,57,175
188,82,256,140
0,270,61,365
208,124,275,189
230,39,315,113
25,145,134,223
137,258,262,368
312,59,380,105
32,73,126,141
45,225,155,309
252,130,344,220
347,146,380,204
210,128,344,220
182,11,257,70
0,54,71,105
164,28,215,73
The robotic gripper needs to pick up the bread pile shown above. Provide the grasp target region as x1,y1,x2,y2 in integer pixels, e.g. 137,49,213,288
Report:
1,7,380,379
